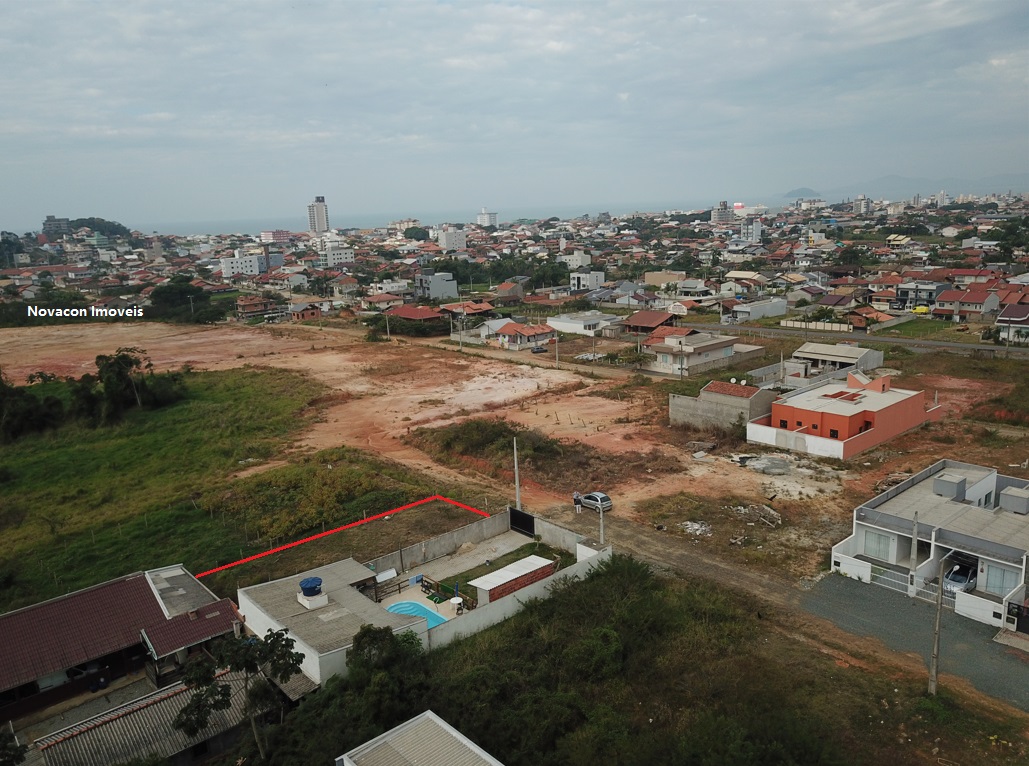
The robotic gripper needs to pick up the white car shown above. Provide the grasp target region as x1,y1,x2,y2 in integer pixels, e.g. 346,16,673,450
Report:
580,492,612,512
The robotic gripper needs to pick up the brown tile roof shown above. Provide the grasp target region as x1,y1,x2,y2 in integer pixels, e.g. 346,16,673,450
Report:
384,305,445,321
703,380,761,398
623,310,675,328
142,599,238,659
0,576,163,691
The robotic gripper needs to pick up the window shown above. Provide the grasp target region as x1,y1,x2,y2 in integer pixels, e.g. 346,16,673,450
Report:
779,419,788,428
863,530,890,561
984,564,1018,597
811,424,818,431
829,428,839,439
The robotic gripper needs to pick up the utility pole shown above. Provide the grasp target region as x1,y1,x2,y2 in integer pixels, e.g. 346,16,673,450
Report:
513,437,521,511
599,504,605,545
188,295,195,317
554,333,559,369
385,311,391,340
929,558,956,696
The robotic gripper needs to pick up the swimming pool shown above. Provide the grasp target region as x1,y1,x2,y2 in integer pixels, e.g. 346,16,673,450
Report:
386,600,449,628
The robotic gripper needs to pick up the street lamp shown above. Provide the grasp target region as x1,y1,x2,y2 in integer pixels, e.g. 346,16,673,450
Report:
928,561,959,696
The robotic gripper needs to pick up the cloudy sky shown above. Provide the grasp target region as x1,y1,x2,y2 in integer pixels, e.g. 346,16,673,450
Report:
2,0,1027,231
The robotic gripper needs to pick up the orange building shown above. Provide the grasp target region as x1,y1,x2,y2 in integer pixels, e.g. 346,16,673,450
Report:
747,372,943,459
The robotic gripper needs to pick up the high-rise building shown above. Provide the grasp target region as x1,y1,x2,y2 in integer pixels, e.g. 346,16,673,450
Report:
308,196,330,234
853,195,872,215
476,207,498,228
437,225,467,251
741,218,763,243
41,215,71,237
710,201,734,225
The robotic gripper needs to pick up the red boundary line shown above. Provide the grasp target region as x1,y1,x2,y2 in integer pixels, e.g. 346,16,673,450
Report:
195,495,489,578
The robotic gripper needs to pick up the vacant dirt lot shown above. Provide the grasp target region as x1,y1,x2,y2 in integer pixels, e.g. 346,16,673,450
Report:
5,322,1024,579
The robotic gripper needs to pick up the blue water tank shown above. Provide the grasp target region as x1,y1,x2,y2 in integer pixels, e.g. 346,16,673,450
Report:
299,577,323,596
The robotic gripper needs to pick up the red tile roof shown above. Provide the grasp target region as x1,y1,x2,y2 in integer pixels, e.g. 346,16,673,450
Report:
384,305,445,321
702,380,761,398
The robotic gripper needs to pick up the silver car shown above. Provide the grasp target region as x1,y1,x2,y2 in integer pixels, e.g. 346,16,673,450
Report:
581,492,612,512
943,564,977,594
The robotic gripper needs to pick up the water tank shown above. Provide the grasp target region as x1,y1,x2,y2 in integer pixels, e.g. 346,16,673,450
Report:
299,577,323,597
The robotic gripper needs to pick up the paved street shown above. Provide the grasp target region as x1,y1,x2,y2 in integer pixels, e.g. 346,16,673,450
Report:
802,575,1029,712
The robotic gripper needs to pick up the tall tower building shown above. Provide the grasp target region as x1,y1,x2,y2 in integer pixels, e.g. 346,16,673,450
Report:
476,207,498,227
308,196,330,234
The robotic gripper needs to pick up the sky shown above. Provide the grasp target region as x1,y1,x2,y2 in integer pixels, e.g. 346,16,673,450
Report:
2,0,1027,232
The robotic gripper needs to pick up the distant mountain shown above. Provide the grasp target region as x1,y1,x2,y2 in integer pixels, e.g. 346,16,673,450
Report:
821,173,1029,203
783,187,819,198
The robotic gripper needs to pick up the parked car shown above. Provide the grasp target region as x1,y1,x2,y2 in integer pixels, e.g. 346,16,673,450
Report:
943,563,977,594
531,346,548,354
580,492,612,512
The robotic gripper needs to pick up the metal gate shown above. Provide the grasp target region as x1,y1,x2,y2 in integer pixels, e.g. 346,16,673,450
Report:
914,580,956,610
509,507,535,537
869,565,909,595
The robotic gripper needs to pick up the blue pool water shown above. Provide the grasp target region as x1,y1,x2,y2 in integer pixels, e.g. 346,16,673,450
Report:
386,600,449,628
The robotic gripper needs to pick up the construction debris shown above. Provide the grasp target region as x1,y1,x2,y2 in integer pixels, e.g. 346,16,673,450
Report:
873,472,911,493
724,503,782,527
679,521,712,536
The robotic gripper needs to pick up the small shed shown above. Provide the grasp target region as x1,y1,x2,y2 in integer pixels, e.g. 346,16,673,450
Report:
467,555,556,605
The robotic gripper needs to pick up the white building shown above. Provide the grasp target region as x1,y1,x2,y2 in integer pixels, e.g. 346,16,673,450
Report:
237,561,427,689
476,207,498,228
308,196,330,235
710,201,734,225
547,310,620,336
259,230,292,244
315,235,355,268
853,195,872,215
740,218,763,243
569,270,605,291
219,251,284,277
437,225,467,251
831,460,1029,632
558,250,592,270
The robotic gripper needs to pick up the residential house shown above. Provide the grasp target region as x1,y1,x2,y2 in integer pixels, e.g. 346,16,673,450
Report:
817,293,861,313
235,296,280,319
831,460,1029,631
786,285,827,307
725,297,787,324
33,671,249,766
414,270,458,301
995,304,1029,342
547,310,620,336
291,303,324,322
360,293,405,311
0,566,236,723
440,300,495,318
931,289,999,322
384,305,446,322
237,561,419,690
846,305,893,330
493,280,525,305
495,322,555,350
332,275,360,299
620,310,677,335
747,372,942,459
896,280,948,311
669,380,777,430
641,328,764,377
335,710,506,766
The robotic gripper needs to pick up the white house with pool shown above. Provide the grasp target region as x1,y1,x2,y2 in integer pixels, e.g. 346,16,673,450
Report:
236,510,612,700
236,558,430,699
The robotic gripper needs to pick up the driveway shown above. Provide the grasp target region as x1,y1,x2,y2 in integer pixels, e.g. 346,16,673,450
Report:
802,575,1029,712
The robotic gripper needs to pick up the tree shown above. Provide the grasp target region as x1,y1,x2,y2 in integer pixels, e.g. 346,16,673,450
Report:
0,728,27,766
403,226,429,241
174,628,303,762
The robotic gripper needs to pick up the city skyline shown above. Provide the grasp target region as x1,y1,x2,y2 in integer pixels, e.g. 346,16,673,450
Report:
2,1,1027,234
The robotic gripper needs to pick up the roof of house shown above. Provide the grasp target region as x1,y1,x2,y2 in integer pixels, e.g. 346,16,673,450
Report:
467,555,553,592
35,670,249,766
341,710,505,766
792,342,874,364
997,304,1029,325
818,294,853,307
496,322,554,337
385,305,445,321
642,326,697,346
0,567,230,692
777,377,922,417
859,461,1029,560
238,560,418,655
702,380,762,398
622,310,675,328
364,292,402,302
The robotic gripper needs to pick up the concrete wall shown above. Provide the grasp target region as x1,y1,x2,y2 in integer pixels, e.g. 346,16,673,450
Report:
747,421,845,458
364,510,511,575
534,517,584,552
867,315,915,333
780,320,853,333
955,590,1005,627
669,388,776,429
425,547,613,650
